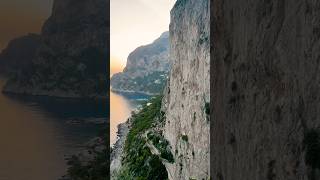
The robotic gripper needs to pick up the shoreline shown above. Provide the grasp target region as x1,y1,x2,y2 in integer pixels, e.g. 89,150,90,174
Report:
1,78,108,100
110,118,132,177
110,100,145,178
110,87,160,96
2,86,108,100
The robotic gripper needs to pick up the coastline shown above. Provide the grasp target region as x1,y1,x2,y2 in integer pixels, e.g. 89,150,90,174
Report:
2,84,108,100
110,118,131,177
110,87,160,96
110,89,154,178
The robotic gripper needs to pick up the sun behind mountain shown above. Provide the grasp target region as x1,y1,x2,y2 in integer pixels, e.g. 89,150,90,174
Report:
110,56,125,77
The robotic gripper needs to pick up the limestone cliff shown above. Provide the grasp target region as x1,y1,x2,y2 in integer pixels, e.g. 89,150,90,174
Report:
111,32,169,95
162,0,210,179
212,0,320,179
3,0,108,98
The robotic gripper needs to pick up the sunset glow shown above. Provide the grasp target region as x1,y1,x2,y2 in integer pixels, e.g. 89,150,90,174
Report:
110,0,176,76
0,0,53,50
110,56,126,77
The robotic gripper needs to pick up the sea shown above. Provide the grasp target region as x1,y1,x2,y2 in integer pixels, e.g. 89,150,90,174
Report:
0,78,107,180
110,90,150,146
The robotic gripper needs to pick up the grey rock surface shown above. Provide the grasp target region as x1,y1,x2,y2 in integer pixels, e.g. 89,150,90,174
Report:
110,120,131,177
123,32,170,75
211,0,320,179
162,0,210,179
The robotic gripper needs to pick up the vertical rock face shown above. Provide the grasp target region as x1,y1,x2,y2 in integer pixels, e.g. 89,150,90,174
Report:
162,0,210,179
212,0,320,180
41,0,108,56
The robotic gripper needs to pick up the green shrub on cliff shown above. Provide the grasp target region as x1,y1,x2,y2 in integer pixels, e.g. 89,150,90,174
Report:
65,128,108,180
117,96,169,179
147,131,174,163
66,150,108,180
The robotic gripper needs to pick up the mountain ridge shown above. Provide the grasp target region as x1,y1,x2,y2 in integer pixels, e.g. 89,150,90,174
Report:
111,31,169,95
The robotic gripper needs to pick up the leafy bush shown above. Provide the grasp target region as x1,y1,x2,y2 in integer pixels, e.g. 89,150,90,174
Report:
120,138,167,179
303,129,320,169
111,71,168,94
147,132,174,163
181,135,188,142
125,96,163,150
205,102,210,115
65,128,108,180
66,148,108,180
161,150,174,163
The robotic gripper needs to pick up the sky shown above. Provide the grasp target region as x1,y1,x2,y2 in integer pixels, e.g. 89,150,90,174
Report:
0,0,53,50
110,0,176,76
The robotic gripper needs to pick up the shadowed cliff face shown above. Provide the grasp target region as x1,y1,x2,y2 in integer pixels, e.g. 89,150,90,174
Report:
42,0,108,54
3,0,109,98
0,34,41,76
212,0,320,179
162,0,210,179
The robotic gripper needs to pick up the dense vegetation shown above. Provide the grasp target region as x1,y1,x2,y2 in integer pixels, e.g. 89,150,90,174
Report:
111,71,168,94
66,96,172,180
303,128,320,179
116,96,170,180
4,45,108,98
147,131,174,163
66,150,108,180
65,128,108,180
304,129,320,168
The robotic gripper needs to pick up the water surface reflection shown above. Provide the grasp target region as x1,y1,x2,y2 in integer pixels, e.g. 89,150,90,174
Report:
0,79,107,180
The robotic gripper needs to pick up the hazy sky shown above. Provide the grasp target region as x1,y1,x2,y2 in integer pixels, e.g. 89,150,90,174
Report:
0,0,53,50
110,0,176,75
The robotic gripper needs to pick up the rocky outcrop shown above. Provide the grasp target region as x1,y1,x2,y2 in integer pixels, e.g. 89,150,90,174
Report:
110,119,131,178
3,0,108,98
161,0,210,179
111,32,169,95
0,34,41,76
211,0,320,180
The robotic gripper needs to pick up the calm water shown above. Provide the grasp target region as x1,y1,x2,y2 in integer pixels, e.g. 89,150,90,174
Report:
110,90,150,146
0,79,107,180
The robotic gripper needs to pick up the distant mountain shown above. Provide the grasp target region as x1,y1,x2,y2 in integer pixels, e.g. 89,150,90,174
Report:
0,34,41,76
2,0,108,98
111,32,169,95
